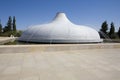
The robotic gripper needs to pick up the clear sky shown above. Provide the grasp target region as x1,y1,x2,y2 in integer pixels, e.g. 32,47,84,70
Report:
0,0,120,31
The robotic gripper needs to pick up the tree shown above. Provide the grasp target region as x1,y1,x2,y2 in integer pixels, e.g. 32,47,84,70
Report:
100,21,108,34
3,16,12,36
0,20,2,34
13,16,16,32
118,27,120,38
7,16,12,32
3,26,8,33
109,22,115,39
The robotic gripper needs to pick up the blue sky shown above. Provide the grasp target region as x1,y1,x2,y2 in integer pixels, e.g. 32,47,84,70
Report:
0,0,120,31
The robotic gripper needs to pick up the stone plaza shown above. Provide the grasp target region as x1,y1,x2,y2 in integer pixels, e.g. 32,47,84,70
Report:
0,43,120,80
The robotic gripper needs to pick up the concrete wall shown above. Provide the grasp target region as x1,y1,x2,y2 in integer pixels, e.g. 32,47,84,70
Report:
0,43,120,53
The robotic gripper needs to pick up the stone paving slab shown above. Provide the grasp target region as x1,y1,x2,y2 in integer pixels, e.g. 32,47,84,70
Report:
0,48,120,80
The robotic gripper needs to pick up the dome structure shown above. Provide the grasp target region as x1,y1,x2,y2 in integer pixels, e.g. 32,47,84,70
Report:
19,12,102,43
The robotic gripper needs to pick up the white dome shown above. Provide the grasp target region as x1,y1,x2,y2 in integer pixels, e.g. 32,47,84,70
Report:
19,12,102,43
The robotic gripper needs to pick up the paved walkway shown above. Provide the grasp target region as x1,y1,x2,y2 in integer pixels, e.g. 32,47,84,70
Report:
0,37,16,45
0,48,120,80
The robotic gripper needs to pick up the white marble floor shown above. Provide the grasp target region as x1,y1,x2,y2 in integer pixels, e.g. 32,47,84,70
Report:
0,48,120,80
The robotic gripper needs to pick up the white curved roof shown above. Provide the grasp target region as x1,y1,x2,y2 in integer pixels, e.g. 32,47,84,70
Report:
19,12,102,43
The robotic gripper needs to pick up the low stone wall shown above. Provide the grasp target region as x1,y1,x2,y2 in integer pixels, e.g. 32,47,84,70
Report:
0,43,120,53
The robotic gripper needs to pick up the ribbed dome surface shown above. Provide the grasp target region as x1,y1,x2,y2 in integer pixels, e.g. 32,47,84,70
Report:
19,12,102,43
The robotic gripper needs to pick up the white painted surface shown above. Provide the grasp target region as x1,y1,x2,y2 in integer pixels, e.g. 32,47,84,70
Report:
19,13,102,43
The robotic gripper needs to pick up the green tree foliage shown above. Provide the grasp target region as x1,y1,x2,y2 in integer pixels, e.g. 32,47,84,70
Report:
15,30,22,37
0,20,2,34
3,16,12,33
3,26,8,33
7,16,12,32
118,27,120,38
100,21,108,34
13,16,16,32
0,16,19,37
99,21,108,39
109,22,115,39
